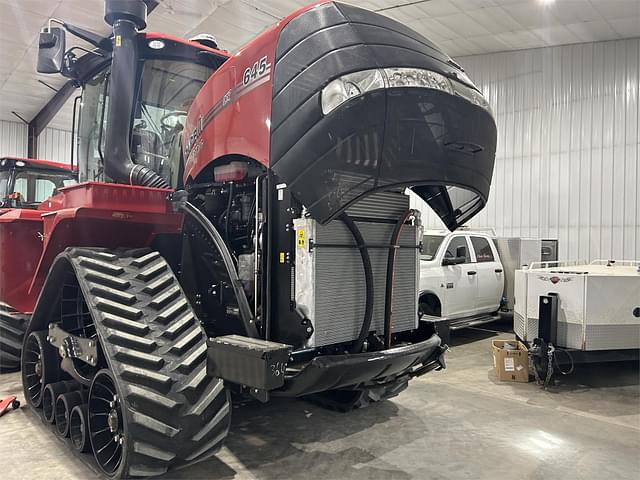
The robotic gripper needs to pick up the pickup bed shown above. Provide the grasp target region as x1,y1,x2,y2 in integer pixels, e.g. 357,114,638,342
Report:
419,230,504,342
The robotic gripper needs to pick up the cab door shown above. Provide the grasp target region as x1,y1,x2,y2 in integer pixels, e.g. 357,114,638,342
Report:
441,235,478,318
470,236,504,313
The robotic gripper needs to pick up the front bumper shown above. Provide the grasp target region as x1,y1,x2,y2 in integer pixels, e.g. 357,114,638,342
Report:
275,333,446,397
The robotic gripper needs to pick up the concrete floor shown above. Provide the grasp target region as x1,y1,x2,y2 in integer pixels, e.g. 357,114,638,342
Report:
2,320,639,480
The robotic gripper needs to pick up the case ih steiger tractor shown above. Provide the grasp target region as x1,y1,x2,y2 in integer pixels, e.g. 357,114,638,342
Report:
2,0,496,477
0,157,77,371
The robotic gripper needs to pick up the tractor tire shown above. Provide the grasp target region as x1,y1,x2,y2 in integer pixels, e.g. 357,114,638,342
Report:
24,248,231,478
305,378,409,412
0,303,29,373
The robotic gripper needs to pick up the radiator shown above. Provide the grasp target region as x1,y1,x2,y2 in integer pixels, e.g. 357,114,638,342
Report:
293,192,419,348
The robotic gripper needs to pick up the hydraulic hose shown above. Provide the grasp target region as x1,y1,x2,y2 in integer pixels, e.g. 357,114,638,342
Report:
340,212,374,354
383,209,418,349
180,200,259,338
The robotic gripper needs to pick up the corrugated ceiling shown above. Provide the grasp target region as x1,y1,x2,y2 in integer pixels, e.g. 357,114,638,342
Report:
0,0,638,130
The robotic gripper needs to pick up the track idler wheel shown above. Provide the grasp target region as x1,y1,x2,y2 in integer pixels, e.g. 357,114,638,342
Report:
69,404,90,453
42,380,78,424
55,390,87,437
21,331,58,408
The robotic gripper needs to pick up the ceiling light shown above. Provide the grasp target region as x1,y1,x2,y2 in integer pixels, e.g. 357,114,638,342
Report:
538,0,556,4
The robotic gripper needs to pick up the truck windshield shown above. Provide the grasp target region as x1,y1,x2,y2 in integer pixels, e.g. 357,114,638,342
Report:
421,235,445,260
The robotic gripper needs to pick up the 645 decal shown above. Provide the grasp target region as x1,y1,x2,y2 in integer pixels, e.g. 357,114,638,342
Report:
243,55,271,86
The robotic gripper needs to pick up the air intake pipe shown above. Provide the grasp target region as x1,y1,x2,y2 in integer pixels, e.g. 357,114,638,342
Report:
102,0,169,189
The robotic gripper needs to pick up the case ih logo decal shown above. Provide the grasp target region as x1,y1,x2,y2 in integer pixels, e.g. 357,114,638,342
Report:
185,55,272,160
538,275,572,284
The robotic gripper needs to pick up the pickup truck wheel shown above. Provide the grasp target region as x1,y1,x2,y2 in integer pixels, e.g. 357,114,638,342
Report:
418,295,441,318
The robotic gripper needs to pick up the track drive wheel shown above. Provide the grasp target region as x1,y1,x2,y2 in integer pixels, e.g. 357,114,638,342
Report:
0,304,29,372
21,331,58,408
31,248,232,478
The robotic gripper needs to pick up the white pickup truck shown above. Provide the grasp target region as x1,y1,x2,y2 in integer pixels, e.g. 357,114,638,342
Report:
419,229,504,342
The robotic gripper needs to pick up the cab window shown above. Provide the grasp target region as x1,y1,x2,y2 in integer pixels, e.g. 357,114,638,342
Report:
471,236,495,262
13,170,75,205
444,236,471,263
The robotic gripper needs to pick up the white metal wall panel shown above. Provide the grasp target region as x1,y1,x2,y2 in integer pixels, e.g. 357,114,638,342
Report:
413,38,640,262
37,127,72,165
0,121,72,164
0,120,27,158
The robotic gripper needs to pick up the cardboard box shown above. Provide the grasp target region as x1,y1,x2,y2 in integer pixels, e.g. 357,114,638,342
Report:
492,339,530,382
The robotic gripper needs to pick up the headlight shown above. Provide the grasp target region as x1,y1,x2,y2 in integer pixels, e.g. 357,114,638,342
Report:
321,66,491,116
383,67,453,94
452,81,492,115
321,69,385,114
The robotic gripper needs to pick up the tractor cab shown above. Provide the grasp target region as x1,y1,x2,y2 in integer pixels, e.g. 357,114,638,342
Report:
36,14,228,187
0,157,76,209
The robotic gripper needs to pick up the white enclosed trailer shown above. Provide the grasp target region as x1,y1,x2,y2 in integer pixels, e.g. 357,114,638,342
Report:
514,260,640,351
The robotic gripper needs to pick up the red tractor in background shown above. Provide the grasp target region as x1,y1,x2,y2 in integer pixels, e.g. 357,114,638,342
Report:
0,157,77,209
1,1,496,477
0,157,77,371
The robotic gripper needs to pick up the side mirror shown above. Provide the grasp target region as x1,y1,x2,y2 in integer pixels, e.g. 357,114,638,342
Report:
442,257,466,266
456,245,467,259
442,258,455,266
37,26,66,74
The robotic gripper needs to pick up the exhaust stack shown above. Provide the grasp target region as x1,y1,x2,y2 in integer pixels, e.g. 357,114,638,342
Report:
102,0,169,188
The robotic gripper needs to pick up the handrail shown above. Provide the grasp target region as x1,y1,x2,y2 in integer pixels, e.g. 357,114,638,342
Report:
527,260,586,270
590,259,640,267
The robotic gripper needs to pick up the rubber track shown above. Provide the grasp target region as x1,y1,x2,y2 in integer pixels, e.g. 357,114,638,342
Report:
64,248,230,478
0,303,29,373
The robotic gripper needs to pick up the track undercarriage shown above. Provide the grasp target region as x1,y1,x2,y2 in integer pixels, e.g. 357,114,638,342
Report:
22,248,230,478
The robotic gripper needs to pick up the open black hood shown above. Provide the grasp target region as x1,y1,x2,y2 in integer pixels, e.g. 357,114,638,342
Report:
269,2,497,230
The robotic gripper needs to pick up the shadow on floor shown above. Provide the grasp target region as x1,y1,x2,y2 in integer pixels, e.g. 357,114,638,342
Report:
448,318,514,348
163,396,426,479
545,360,640,390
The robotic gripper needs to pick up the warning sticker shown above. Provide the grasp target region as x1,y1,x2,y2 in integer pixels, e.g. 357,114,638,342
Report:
297,229,305,248
504,357,515,372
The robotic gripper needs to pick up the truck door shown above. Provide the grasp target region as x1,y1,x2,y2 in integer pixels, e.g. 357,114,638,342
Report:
470,236,504,313
442,235,477,318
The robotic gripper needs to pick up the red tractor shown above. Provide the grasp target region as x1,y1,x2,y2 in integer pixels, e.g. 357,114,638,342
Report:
4,1,496,477
0,157,76,371
0,157,77,210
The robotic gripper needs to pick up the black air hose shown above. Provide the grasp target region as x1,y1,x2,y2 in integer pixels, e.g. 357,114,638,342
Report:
102,18,169,189
340,212,374,354
383,209,417,349
180,200,259,338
